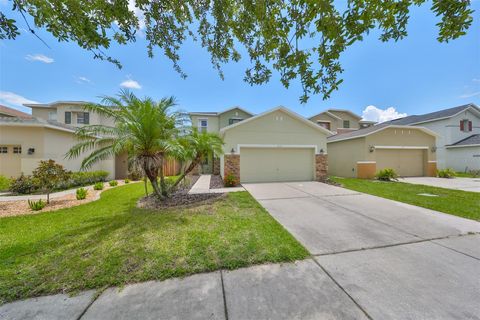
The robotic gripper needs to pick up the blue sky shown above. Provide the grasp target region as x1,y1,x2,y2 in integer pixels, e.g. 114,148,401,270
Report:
0,1,479,122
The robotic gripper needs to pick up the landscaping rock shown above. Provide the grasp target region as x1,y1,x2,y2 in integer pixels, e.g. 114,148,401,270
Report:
209,175,224,189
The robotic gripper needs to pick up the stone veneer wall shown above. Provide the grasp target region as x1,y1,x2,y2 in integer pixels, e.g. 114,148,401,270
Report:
224,154,240,183
315,154,328,181
213,157,220,175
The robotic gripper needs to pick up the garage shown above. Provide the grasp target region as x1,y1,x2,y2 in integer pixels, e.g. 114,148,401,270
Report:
240,147,314,183
219,107,330,183
376,149,425,177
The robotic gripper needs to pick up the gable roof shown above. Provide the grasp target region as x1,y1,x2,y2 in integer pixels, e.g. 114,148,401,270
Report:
388,103,480,126
0,105,32,118
189,106,253,117
23,101,89,108
446,134,480,148
309,109,362,121
220,106,332,135
327,122,438,143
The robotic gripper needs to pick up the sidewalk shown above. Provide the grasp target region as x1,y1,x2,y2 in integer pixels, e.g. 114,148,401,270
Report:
189,174,245,194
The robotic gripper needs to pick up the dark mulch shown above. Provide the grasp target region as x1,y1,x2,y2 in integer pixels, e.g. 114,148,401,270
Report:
209,175,225,189
322,177,342,187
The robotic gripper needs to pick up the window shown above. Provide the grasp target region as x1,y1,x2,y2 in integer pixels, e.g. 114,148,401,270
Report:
198,119,208,133
0,146,7,154
460,119,472,132
13,146,21,154
77,112,90,124
343,120,350,128
317,121,331,130
48,111,57,121
229,118,243,125
65,112,71,124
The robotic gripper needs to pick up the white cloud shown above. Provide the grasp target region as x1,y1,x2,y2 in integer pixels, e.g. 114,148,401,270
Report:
0,92,38,112
460,91,480,99
120,78,142,89
25,54,54,64
361,105,407,123
76,76,92,84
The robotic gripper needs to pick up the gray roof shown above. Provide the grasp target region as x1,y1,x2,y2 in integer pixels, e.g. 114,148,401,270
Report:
0,117,77,132
327,122,391,142
447,134,480,147
387,103,480,125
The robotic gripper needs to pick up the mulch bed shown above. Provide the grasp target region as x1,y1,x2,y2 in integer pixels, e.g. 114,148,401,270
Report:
209,175,225,189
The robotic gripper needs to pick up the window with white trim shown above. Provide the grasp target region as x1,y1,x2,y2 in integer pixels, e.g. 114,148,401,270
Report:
77,112,90,124
460,119,472,132
343,120,350,128
198,119,208,133
48,111,57,121
229,118,243,125
13,146,21,154
0,146,7,154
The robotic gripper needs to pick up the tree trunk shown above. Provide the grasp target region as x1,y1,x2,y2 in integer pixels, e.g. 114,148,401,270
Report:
143,164,164,200
46,192,50,204
150,178,164,199
158,155,168,197
171,156,202,189
144,176,148,196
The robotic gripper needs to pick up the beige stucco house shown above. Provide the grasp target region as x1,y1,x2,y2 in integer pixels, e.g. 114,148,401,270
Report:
190,106,331,183
309,109,376,134
327,124,438,178
0,102,127,179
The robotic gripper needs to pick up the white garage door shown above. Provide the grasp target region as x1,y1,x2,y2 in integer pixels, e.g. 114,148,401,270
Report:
376,149,425,177
240,147,314,183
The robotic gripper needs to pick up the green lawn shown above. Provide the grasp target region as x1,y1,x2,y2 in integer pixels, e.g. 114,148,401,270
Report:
331,177,480,221
0,184,308,304
455,172,479,178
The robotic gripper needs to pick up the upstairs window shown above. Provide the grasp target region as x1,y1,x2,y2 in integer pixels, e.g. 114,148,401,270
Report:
317,121,331,130
0,146,7,154
13,146,21,154
198,119,208,133
460,119,472,132
343,120,350,128
48,111,57,121
65,112,71,124
77,112,90,124
229,118,243,125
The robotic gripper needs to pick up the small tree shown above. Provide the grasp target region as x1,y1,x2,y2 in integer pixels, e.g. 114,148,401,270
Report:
32,160,70,203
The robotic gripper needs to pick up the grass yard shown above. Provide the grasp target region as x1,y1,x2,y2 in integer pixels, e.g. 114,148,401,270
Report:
455,172,479,178
331,177,480,221
0,183,308,304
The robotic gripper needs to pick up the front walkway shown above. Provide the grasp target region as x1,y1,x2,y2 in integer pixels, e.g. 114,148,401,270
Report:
400,176,480,192
189,174,245,194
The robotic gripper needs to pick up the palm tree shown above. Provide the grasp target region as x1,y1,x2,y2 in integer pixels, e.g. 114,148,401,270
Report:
66,90,184,199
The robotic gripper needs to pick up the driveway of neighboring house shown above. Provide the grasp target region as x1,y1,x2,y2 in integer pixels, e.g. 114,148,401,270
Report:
243,181,480,319
400,176,480,192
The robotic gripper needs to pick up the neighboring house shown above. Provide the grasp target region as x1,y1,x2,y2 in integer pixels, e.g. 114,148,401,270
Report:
308,109,375,134
189,106,330,183
388,104,480,171
327,124,438,178
0,105,31,119
0,102,127,179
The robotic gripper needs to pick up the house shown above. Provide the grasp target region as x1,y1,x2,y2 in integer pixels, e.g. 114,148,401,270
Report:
0,105,31,119
327,124,438,178
308,109,376,134
189,106,330,183
388,104,480,171
0,102,127,179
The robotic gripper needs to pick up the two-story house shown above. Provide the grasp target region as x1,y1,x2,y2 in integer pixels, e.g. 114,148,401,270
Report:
189,106,331,183
0,101,126,179
308,109,376,134
388,103,480,171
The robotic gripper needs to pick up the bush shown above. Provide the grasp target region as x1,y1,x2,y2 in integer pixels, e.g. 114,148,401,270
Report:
58,171,109,189
468,170,480,178
0,175,10,192
28,199,46,211
9,174,40,194
124,178,131,184
109,180,118,187
94,182,104,190
375,168,398,181
76,188,88,200
224,173,238,187
437,168,456,179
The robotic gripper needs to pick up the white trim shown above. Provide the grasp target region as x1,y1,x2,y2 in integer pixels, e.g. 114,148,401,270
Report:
446,144,480,149
357,161,376,164
327,125,439,143
374,146,429,150
236,144,320,154
23,101,89,108
220,106,333,136
0,122,76,133
189,106,254,117
428,161,437,163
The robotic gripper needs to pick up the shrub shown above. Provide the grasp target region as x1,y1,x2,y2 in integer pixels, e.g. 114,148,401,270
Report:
0,175,10,192
375,168,398,181
76,188,88,200
468,170,480,178
109,180,118,187
28,199,46,211
32,160,70,203
124,178,131,184
437,168,456,179
59,170,109,189
94,182,104,190
9,174,40,194
224,173,238,187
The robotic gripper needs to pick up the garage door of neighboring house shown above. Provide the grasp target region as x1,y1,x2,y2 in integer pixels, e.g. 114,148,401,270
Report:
376,149,425,177
240,147,314,183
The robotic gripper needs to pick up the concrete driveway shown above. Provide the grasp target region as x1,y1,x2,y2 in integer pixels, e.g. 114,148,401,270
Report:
244,181,480,319
400,176,480,192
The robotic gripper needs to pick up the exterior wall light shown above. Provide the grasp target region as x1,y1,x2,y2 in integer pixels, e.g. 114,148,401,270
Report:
319,148,324,154
431,146,437,153
230,148,235,154
28,148,35,155
369,145,375,153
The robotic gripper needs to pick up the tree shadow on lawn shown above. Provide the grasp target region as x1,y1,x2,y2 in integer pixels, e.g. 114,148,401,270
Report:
0,185,308,303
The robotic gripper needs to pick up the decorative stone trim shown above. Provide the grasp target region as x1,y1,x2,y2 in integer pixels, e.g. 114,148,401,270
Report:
426,162,437,177
224,154,240,184
213,157,220,175
357,161,376,179
315,154,328,182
